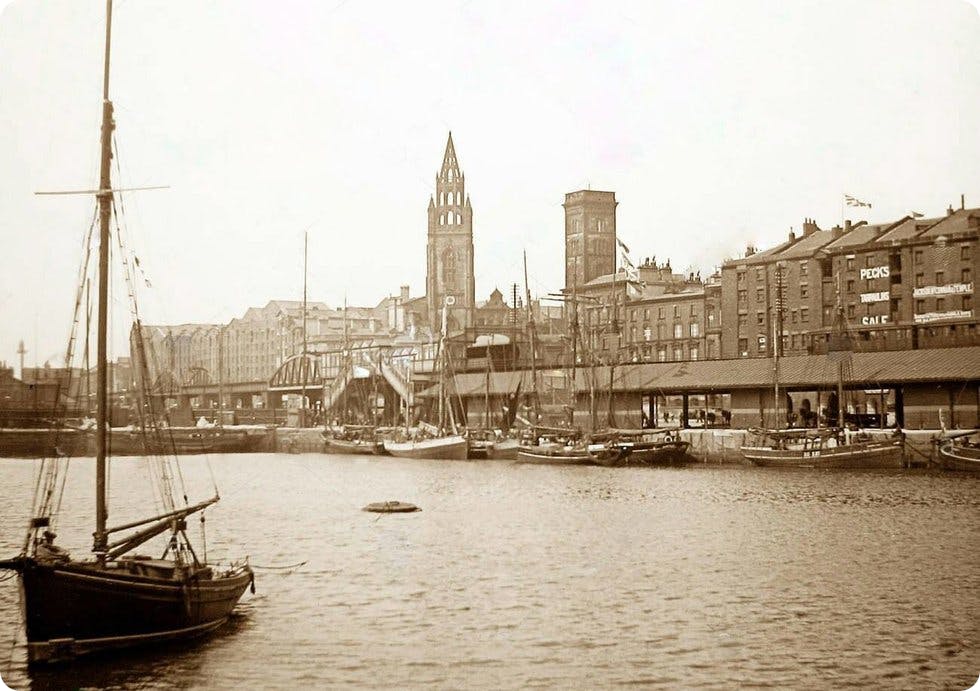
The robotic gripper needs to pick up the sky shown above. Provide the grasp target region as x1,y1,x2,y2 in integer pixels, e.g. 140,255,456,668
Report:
1,0,979,372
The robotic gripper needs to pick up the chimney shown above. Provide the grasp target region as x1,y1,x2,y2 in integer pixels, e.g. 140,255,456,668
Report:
788,229,796,242
961,194,966,210
399,285,410,301
802,217,820,237
843,220,852,233
947,204,955,216
831,224,843,240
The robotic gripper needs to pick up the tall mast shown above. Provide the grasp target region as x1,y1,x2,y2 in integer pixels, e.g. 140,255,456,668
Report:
301,231,308,425
342,295,348,424
93,0,115,559
523,251,539,425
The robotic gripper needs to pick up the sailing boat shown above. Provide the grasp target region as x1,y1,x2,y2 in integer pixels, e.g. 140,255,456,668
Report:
515,259,623,466
740,274,904,468
0,1,253,664
383,297,468,460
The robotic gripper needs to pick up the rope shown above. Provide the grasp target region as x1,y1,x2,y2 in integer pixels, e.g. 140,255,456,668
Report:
249,560,308,570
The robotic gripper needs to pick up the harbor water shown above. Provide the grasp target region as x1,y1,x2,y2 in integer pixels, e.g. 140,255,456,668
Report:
0,454,977,689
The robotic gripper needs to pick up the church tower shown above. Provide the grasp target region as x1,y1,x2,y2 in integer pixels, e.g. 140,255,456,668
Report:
427,132,475,332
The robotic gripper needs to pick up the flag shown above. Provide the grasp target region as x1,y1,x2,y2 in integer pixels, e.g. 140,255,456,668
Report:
910,211,923,219
616,237,630,254
844,194,872,208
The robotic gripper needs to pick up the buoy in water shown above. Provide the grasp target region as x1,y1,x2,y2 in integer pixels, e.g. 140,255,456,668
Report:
362,501,420,514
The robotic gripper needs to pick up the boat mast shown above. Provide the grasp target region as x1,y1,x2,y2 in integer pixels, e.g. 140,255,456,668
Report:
342,295,348,425
93,0,115,560
301,231,308,425
523,251,540,426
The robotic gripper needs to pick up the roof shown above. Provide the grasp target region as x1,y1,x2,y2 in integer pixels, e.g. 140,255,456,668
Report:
725,238,797,267
772,229,837,259
448,347,980,396
918,208,980,239
822,222,891,251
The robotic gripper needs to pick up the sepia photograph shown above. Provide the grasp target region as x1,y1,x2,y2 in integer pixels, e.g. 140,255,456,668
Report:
0,0,978,688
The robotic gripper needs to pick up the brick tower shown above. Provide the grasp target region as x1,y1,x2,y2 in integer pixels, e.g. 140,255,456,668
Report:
427,132,475,333
563,190,618,290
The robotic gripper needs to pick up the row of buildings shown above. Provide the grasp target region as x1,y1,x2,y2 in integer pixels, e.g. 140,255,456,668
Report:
89,134,980,430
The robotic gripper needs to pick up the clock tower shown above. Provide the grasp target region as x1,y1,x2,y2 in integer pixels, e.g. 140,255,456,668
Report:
426,132,475,333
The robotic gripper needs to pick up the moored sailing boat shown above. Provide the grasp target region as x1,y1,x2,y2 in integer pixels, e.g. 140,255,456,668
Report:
383,298,469,461
0,1,253,664
739,279,905,469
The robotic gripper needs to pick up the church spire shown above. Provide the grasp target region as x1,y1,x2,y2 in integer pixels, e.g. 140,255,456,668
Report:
440,131,461,182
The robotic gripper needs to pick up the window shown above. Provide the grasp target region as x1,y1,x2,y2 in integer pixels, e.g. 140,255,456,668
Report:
658,348,667,362
799,261,808,276
756,287,764,302
644,308,650,320
915,273,924,288
962,268,971,283
936,298,945,312
800,308,809,323
673,346,683,361
738,290,747,303
737,271,746,285
673,323,683,339
690,322,700,337
690,304,697,316
673,305,680,318
643,325,652,341
690,346,699,361
846,279,855,293
847,304,855,318
846,257,855,270
800,284,809,299
914,250,923,264
865,255,874,267
965,296,973,311
737,315,748,329
657,324,665,340
738,338,748,357
756,311,765,326
756,268,764,281
936,270,945,285
757,335,767,352
916,299,925,311
791,310,798,324
962,245,972,261
658,307,665,319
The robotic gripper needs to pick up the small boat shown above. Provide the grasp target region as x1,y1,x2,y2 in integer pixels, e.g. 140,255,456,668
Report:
740,428,905,468
617,436,691,465
516,437,623,466
383,434,469,461
322,425,383,455
937,431,980,472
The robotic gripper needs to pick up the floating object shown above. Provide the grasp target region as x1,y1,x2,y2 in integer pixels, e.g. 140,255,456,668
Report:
362,501,420,514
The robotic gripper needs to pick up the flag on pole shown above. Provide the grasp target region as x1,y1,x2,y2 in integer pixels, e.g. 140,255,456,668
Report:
616,237,630,254
844,194,872,208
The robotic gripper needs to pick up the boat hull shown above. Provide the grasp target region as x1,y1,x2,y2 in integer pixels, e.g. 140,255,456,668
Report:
106,428,263,456
938,442,980,472
490,438,520,460
740,439,904,468
14,558,252,664
383,435,469,461
324,436,382,455
515,444,623,466
620,440,691,466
